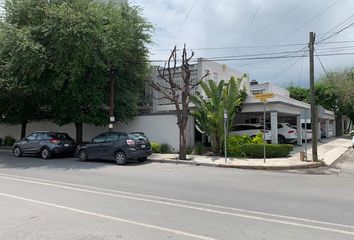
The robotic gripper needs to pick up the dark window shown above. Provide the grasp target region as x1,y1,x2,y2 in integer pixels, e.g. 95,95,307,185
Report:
92,134,107,143
278,124,283,129
51,132,71,140
37,133,50,140
26,133,38,140
106,133,120,142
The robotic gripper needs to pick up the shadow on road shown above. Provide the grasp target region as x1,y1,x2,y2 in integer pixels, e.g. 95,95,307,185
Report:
0,150,152,171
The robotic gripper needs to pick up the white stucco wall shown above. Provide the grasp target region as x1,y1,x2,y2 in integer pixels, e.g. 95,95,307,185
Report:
0,114,183,151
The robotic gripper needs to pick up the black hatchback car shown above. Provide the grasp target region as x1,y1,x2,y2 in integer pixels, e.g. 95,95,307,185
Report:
76,131,152,165
13,131,76,159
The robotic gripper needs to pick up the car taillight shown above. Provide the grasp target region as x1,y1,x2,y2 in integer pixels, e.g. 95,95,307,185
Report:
126,139,135,146
50,138,60,144
288,130,296,134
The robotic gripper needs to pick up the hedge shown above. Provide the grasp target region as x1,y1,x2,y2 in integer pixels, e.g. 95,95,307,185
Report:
228,144,293,158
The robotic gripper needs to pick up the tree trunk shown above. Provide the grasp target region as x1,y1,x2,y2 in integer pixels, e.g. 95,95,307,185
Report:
74,122,83,144
179,125,187,160
210,136,220,155
20,120,27,139
335,115,342,136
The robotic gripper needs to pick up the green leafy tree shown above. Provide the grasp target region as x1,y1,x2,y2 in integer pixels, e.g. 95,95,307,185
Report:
287,85,309,103
0,0,152,143
191,76,247,155
0,4,51,139
317,67,354,133
43,0,152,143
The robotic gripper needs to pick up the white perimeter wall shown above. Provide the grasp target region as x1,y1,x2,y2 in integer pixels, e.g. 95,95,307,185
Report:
0,114,183,151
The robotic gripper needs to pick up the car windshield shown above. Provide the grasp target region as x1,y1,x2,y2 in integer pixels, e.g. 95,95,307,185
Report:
129,133,148,141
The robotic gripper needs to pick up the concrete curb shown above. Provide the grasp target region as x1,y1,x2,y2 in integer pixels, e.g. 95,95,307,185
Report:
0,146,12,151
147,158,325,170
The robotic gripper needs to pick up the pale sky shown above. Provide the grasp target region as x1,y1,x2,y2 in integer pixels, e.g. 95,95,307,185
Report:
131,0,354,88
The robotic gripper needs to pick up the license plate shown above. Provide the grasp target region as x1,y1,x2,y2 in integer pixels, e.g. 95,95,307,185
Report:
64,143,69,147
141,145,145,148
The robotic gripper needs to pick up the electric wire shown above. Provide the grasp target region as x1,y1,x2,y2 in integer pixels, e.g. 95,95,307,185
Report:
248,0,308,39
237,0,262,45
279,0,342,43
175,0,197,37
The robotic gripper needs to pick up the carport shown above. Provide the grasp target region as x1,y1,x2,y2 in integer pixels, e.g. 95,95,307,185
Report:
235,82,336,145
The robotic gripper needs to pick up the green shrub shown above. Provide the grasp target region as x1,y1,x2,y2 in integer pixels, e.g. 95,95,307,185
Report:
227,135,251,157
228,134,252,145
4,135,16,146
194,143,205,155
228,144,293,158
251,132,265,144
160,143,172,153
151,142,161,153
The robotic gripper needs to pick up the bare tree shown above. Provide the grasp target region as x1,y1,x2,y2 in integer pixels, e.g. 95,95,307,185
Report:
150,44,208,160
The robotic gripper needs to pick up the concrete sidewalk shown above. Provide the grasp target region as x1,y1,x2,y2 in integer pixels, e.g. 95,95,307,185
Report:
148,137,352,170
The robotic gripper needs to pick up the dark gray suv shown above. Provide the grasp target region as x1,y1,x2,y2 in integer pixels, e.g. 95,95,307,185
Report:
13,131,76,159
76,131,152,165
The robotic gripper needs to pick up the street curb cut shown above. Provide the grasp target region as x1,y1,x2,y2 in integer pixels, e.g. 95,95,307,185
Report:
147,158,325,170
328,147,351,167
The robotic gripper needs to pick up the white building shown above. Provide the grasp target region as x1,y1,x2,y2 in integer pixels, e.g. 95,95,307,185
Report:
0,60,338,151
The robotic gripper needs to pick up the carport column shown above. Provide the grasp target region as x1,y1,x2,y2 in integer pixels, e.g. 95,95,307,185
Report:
297,115,302,145
333,119,336,136
270,112,278,144
325,119,330,138
318,122,322,141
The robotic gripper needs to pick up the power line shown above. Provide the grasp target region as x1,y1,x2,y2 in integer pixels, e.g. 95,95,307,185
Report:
175,0,197,37
316,14,354,41
150,40,354,52
278,0,342,43
297,52,305,85
149,51,354,63
237,0,262,45
314,49,330,76
248,0,308,39
316,21,354,44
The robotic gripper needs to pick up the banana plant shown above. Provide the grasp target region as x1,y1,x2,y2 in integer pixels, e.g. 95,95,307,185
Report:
191,76,247,155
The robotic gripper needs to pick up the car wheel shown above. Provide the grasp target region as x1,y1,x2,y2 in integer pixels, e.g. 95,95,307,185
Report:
137,156,147,162
40,147,52,159
78,149,88,162
115,151,127,165
13,146,23,157
278,135,286,144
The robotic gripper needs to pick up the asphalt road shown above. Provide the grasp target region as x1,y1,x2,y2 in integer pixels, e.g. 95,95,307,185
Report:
0,149,354,240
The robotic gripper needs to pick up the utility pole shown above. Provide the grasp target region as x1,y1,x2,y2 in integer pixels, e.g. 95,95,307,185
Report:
309,32,318,161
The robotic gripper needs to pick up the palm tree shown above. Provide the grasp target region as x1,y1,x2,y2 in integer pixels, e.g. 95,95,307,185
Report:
191,76,247,154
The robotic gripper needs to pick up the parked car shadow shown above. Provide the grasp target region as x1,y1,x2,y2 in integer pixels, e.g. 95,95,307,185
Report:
0,151,152,171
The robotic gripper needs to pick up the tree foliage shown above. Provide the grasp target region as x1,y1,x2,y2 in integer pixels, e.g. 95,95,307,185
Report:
0,0,152,142
191,77,247,155
288,68,354,134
